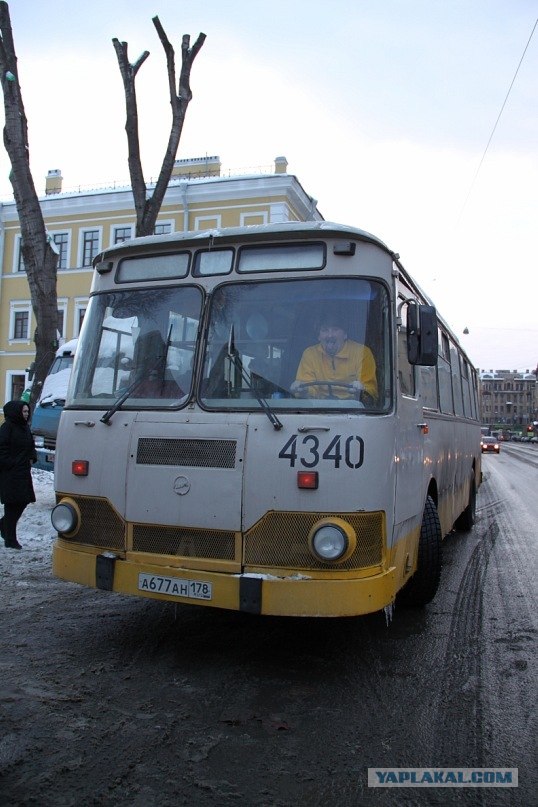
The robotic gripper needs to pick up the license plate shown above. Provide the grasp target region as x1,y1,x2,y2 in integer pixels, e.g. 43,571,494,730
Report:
138,573,212,600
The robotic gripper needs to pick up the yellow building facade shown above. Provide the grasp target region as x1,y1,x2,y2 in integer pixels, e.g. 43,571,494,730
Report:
0,156,321,403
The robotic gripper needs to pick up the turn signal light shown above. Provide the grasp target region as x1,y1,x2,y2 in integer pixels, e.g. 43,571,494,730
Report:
72,460,89,476
297,471,318,489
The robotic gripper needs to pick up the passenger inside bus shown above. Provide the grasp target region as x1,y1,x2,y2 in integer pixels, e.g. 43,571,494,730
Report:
291,312,378,402
130,367,184,399
129,330,185,400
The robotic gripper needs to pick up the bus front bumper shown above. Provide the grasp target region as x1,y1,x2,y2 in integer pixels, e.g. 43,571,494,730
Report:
52,541,397,618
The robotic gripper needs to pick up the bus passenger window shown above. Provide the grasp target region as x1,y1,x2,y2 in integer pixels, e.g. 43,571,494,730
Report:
438,331,453,414
397,299,415,396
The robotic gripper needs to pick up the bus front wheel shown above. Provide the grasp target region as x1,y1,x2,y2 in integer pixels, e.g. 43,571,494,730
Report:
399,496,442,607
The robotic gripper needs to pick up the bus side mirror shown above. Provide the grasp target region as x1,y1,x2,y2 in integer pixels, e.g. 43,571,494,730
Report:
407,303,438,366
26,361,36,381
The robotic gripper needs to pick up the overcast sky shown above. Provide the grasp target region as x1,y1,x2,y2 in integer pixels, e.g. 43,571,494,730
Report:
1,0,537,372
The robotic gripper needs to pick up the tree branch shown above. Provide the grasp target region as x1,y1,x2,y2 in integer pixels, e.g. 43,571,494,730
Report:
114,17,206,236
112,37,147,219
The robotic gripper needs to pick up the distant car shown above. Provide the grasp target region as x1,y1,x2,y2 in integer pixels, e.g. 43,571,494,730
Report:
481,436,500,454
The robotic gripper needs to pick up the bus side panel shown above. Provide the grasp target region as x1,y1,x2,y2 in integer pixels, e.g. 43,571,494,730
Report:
422,414,480,536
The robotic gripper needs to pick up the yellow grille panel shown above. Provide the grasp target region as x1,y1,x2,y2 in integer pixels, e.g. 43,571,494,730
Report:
244,511,384,570
56,496,383,571
133,525,236,560
56,495,125,550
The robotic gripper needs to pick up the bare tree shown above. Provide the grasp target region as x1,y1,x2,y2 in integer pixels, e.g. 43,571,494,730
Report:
113,17,206,237
0,1,58,407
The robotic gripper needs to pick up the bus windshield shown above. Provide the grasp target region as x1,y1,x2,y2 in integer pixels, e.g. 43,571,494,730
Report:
201,277,390,412
68,286,202,408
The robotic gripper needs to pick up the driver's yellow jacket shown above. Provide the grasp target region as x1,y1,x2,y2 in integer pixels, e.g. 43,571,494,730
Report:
295,339,378,400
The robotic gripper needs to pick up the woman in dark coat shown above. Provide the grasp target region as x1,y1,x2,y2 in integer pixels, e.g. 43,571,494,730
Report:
0,400,37,550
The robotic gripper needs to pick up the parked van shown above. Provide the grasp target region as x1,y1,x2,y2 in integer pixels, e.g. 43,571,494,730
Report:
31,339,77,470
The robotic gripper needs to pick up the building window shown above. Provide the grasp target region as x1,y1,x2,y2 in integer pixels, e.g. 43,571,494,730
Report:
15,236,25,272
9,302,32,342
154,222,172,236
194,215,221,231
52,232,70,269
113,226,133,244
240,212,268,226
81,230,100,267
8,373,26,400
56,301,70,339
13,310,29,339
74,299,88,336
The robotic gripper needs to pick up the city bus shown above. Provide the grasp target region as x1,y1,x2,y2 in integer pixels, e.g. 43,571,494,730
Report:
51,221,481,618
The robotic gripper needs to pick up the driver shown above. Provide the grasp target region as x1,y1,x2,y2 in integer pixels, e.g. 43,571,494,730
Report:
291,312,378,401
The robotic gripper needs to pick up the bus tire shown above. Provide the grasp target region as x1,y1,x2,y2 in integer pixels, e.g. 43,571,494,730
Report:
454,478,476,532
399,496,442,607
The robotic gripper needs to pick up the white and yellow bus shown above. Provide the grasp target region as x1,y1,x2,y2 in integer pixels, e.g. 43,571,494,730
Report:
51,222,481,617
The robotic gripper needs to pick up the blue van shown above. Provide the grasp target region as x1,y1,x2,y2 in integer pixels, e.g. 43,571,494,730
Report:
31,339,77,470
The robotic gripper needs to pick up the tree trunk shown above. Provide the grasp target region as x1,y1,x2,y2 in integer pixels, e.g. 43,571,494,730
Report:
1,1,58,408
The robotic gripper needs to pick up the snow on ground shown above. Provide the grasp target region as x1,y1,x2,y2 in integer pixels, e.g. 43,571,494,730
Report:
0,468,56,565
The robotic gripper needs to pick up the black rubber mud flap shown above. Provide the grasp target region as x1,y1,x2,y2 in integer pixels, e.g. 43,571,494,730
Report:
96,553,116,591
240,576,262,614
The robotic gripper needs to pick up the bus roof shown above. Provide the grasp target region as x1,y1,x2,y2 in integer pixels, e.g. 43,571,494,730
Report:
96,221,391,261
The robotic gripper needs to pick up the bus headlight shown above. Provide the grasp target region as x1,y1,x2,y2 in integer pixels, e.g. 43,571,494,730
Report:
308,518,356,563
51,500,80,536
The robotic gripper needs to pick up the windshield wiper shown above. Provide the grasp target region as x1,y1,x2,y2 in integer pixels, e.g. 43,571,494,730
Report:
100,371,148,425
227,326,283,431
101,326,173,425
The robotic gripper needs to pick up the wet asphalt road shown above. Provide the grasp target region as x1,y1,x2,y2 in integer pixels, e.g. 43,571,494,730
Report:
1,444,536,806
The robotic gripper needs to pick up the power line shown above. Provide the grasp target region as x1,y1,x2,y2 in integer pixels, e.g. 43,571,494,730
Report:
456,17,538,225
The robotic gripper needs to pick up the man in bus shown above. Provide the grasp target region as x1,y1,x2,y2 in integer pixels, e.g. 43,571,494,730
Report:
291,312,378,401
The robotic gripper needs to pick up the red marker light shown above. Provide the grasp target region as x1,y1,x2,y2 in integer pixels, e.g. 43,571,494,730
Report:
72,460,89,476
297,471,318,489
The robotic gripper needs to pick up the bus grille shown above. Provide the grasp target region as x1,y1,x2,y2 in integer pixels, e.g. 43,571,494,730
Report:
136,438,236,468
244,511,384,570
57,496,125,550
132,525,236,560
57,497,382,569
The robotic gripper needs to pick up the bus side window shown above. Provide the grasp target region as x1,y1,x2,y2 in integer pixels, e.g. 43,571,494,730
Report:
438,331,454,414
450,343,464,416
397,298,415,396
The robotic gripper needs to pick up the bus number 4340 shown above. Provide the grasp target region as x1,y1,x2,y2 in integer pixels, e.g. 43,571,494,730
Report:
278,433,364,469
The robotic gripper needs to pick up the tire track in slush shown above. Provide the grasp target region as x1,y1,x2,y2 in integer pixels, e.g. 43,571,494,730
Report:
431,492,503,805
432,465,536,806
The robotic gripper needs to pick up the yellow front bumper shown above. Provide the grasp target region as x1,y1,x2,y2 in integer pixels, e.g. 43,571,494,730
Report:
53,541,397,618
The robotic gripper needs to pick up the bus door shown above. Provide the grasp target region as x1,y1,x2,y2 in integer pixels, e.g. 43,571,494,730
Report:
394,395,424,527
124,416,247,532
393,299,426,530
